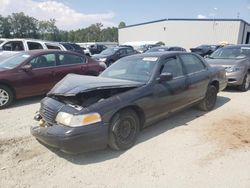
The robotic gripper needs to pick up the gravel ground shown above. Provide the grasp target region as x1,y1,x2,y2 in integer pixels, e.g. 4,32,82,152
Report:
0,89,250,188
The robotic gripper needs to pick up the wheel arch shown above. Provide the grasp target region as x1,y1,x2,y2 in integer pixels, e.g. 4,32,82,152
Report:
111,105,146,130
0,81,16,98
210,80,219,93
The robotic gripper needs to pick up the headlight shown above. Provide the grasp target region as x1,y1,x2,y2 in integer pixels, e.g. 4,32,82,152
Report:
99,58,107,62
55,112,102,127
225,66,244,73
99,62,107,69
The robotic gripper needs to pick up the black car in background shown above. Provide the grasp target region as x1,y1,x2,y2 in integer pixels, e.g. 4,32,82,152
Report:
137,44,162,53
60,42,84,55
190,45,223,57
92,46,138,66
88,44,107,55
31,52,227,154
146,46,186,53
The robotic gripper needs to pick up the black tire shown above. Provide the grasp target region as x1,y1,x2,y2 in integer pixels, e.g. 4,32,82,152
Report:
0,85,14,109
197,85,217,111
238,74,250,92
108,109,140,150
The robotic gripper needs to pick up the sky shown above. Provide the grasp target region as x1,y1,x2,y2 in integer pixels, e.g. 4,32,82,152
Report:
0,0,250,30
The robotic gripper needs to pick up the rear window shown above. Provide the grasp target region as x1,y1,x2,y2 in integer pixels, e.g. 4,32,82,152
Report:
27,42,43,50
61,43,74,50
180,54,205,74
58,54,85,66
2,41,24,51
46,44,61,50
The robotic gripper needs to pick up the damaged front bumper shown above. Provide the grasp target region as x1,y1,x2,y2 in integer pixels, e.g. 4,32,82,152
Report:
31,122,109,154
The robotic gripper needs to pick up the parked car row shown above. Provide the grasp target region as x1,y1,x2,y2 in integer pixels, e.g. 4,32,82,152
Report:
0,38,249,154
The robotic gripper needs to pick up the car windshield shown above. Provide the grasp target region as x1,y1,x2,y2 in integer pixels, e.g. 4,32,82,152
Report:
100,48,117,55
209,47,250,59
0,52,30,69
100,56,159,83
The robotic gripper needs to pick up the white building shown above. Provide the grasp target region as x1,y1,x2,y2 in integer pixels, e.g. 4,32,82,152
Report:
119,18,250,50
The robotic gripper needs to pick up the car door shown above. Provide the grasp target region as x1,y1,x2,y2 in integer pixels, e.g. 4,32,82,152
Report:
15,53,57,97
179,54,210,103
148,55,189,122
53,52,88,83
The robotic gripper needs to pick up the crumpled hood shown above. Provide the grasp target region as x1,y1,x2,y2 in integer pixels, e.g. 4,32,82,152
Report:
206,58,248,68
48,74,144,96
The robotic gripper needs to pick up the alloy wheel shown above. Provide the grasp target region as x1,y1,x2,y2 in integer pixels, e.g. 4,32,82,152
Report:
0,89,9,107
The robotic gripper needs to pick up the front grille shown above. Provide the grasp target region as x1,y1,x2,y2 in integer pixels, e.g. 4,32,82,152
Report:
39,97,64,124
40,104,57,124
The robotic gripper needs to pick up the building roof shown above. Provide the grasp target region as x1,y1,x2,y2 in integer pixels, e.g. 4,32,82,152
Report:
120,18,250,29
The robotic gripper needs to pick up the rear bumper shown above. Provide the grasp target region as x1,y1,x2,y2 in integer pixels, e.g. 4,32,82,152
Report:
31,122,109,154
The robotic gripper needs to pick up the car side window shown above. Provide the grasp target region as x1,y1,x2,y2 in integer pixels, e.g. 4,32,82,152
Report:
58,54,85,66
46,44,61,50
3,41,24,51
27,42,43,50
160,56,183,78
119,49,127,56
126,48,134,54
179,54,206,74
29,54,56,69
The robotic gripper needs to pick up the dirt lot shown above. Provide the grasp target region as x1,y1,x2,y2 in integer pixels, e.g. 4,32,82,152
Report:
0,89,250,188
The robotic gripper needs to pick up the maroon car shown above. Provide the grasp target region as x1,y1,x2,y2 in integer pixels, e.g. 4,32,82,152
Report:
0,50,106,108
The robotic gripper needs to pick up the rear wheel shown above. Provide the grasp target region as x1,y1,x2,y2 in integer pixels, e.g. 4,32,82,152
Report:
108,109,140,150
197,85,217,111
0,85,14,109
238,74,250,92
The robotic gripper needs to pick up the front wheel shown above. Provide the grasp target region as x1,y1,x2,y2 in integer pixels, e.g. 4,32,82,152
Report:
238,74,250,92
108,109,140,150
197,85,217,111
0,85,14,109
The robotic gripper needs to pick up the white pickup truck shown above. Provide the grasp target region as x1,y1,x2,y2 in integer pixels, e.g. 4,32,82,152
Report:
0,38,66,52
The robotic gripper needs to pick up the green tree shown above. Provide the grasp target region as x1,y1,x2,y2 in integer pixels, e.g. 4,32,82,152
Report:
38,19,60,41
9,12,39,38
0,15,11,38
118,21,126,29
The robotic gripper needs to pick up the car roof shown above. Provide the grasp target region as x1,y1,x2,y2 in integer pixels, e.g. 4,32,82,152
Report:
22,49,83,56
125,51,188,59
223,44,250,49
114,46,130,50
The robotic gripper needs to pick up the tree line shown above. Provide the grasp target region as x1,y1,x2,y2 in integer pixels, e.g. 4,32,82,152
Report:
0,12,126,42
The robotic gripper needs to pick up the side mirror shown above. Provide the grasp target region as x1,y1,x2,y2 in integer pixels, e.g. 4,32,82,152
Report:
21,64,32,71
157,72,173,82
